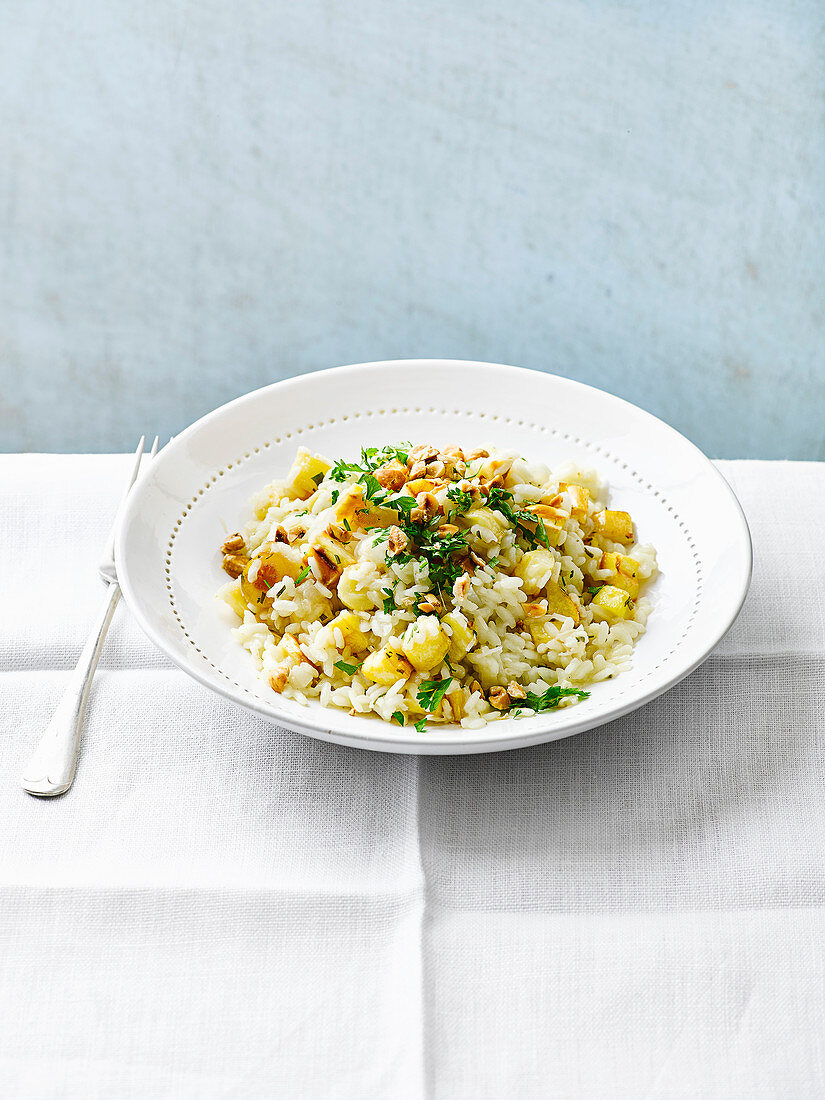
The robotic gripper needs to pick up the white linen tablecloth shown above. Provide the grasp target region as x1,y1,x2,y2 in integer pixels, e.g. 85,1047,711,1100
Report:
2,455,824,1098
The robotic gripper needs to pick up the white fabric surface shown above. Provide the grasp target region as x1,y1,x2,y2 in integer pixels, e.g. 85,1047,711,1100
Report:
1,455,824,1098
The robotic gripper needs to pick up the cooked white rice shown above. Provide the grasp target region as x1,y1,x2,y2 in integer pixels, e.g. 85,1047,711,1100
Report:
217,443,657,731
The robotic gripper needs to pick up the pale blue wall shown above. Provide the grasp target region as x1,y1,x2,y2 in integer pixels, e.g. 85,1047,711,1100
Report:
2,0,823,457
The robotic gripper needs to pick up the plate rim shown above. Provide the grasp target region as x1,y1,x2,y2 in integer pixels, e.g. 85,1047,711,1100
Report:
115,358,753,753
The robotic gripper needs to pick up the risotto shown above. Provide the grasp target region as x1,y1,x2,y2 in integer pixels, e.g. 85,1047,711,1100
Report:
217,443,657,730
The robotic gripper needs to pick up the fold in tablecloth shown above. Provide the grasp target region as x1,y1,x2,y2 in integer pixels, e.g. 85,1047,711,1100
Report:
1,456,824,1098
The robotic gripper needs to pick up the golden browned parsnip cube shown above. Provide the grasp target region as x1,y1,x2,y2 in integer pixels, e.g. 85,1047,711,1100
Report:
593,509,634,543
590,585,635,621
361,645,414,686
599,552,640,597
283,447,332,500
402,616,450,672
544,579,581,624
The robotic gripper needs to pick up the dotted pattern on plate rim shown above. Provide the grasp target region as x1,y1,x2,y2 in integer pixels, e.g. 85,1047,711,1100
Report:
165,408,703,712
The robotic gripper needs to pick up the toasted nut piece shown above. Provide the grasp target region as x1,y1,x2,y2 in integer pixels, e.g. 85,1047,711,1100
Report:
273,525,290,544
468,449,489,461
453,573,471,600
221,533,245,553
469,679,483,696
437,523,460,537
388,525,409,556
408,459,427,479
417,492,439,519
222,553,247,579
488,686,511,710
408,443,438,465
469,550,487,568
326,522,353,543
426,459,446,479
523,600,547,619
268,665,290,693
417,595,442,615
375,459,407,491
506,680,527,701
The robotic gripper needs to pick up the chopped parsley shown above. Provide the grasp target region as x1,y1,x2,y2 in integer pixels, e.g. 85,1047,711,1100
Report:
334,659,361,675
414,718,429,733
509,685,590,715
587,585,604,595
486,486,551,550
381,587,397,614
295,564,311,584
417,677,453,713
311,471,325,486
391,710,405,727
446,485,474,514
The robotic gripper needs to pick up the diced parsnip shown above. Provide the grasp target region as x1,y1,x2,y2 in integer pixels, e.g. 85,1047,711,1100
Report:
599,552,640,597
402,616,450,672
335,485,367,526
559,483,592,517
524,504,567,545
353,503,397,530
280,632,313,665
241,545,302,604
362,645,414,686
590,584,635,622
442,610,476,660
544,579,581,625
514,549,556,595
254,545,304,588
337,563,377,611
222,582,248,619
593,509,634,543
446,687,464,722
405,478,439,496
327,610,370,652
463,507,509,540
283,447,331,500
527,619,563,646
309,533,355,586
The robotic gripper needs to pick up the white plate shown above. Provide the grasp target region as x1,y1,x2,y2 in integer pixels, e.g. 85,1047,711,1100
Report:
115,360,752,755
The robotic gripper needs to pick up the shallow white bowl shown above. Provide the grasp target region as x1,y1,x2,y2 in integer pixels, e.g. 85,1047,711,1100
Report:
115,359,752,754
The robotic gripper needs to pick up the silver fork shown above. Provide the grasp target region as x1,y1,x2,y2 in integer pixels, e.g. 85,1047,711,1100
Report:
21,436,159,798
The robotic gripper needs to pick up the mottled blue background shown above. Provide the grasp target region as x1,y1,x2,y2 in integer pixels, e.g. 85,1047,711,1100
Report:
2,0,823,456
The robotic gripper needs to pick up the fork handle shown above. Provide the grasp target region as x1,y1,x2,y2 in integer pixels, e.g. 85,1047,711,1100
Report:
21,583,121,797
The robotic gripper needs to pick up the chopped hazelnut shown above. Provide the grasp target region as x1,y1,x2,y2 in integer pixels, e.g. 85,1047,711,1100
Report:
488,686,511,711
222,553,247,579
417,595,442,615
375,459,407,491
221,533,245,554
453,573,471,599
273,525,290,544
506,680,527,701
388,525,409,555
268,665,290,693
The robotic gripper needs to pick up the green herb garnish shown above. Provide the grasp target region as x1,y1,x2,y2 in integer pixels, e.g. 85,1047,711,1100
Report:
382,587,397,614
446,486,474,514
414,718,429,733
587,585,604,595
510,685,590,716
295,564,311,584
334,659,361,675
392,711,405,727
417,677,454,713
